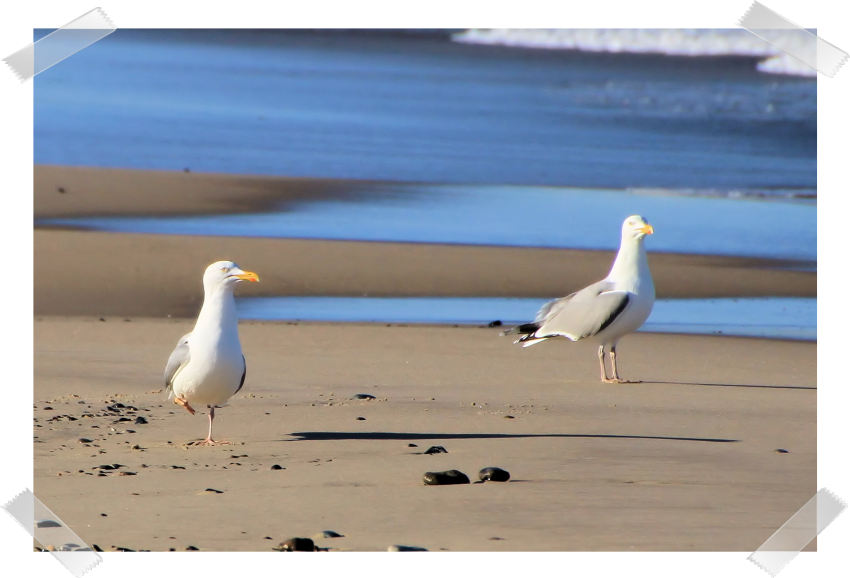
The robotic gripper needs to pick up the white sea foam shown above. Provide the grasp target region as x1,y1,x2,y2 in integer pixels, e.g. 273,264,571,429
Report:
452,29,816,77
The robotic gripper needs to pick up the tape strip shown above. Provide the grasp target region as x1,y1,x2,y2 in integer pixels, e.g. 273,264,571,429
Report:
738,1,848,77
2,488,101,577
2,7,116,83
748,487,848,576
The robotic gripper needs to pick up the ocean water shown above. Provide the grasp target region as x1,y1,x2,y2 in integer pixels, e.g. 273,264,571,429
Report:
235,296,816,341
34,29,815,192
40,183,817,263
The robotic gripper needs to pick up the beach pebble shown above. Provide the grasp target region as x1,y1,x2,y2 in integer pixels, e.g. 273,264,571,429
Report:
36,519,62,528
388,545,428,552
118,471,137,476
478,467,510,482
408,444,418,447
503,415,515,419
775,448,790,453
199,488,224,494
134,416,148,424
356,417,366,420
351,394,376,400
185,546,199,551
113,546,135,552
424,446,448,454
314,530,344,539
78,438,93,444
278,537,316,552
423,470,470,486
270,465,284,470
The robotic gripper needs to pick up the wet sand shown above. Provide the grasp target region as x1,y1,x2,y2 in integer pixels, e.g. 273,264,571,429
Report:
34,317,815,552
34,165,815,318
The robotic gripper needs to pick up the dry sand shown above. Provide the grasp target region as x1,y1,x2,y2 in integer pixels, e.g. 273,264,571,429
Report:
32,165,816,552
34,318,815,552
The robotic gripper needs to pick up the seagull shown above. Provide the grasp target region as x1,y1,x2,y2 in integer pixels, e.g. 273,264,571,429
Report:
507,216,655,383
164,261,259,444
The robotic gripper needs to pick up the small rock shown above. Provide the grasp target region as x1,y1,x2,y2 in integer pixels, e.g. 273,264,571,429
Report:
388,545,428,551
36,520,62,528
488,320,502,327
78,438,93,444
118,471,137,476
351,394,376,400
92,544,103,552
478,467,510,482
113,546,135,552
185,546,199,551
171,465,185,469
356,417,366,421
424,446,448,454
423,470,470,486
101,513,107,517
44,407,53,410
134,417,148,425
200,488,224,494
489,537,505,540
408,443,418,447
775,448,790,453
503,415,515,419
270,465,284,470
278,537,316,552
314,530,344,539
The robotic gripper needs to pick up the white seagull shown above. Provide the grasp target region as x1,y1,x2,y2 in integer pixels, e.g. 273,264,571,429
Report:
164,261,259,444
508,216,655,383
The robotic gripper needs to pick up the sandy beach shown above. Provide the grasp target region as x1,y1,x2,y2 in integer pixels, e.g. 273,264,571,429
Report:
33,165,816,552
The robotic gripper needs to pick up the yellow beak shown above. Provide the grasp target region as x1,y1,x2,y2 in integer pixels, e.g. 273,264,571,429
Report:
234,271,260,282
639,225,654,235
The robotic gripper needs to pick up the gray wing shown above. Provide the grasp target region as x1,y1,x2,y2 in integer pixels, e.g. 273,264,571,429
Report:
536,281,630,341
235,355,246,394
164,332,192,397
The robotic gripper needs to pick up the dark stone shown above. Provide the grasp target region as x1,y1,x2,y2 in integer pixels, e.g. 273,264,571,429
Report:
101,513,107,517
271,465,284,470
424,446,448,454
351,394,376,400
408,444,418,447
114,417,132,422
171,465,185,469
278,537,316,552
315,530,344,539
356,417,366,420
775,448,790,453
478,467,510,482
423,470,470,486
43,407,53,410
57,187,66,193
114,547,135,552
185,546,199,551
134,416,148,424
204,488,224,493
78,438,93,444
36,520,61,528
92,544,103,552
388,545,428,551
488,320,502,327
503,415,515,419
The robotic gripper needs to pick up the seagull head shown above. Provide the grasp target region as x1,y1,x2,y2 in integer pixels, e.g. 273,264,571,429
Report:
622,215,654,241
203,261,260,292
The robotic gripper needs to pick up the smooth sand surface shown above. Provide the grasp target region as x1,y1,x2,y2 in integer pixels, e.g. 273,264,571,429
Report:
33,164,816,552
34,317,815,552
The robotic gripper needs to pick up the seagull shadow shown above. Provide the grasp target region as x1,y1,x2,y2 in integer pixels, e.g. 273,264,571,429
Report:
284,431,739,443
645,380,815,391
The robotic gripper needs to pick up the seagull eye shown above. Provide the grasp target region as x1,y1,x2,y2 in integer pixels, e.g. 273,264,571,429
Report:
220,267,228,273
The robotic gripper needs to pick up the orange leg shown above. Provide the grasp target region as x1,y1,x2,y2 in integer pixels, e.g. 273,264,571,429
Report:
174,396,196,415
196,406,231,446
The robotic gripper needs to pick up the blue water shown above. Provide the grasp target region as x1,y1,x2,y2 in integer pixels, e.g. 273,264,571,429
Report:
34,29,815,191
235,296,816,341
40,184,816,262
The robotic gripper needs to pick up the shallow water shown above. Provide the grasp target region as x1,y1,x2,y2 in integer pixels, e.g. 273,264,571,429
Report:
235,296,816,341
34,29,815,191
39,183,816,263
